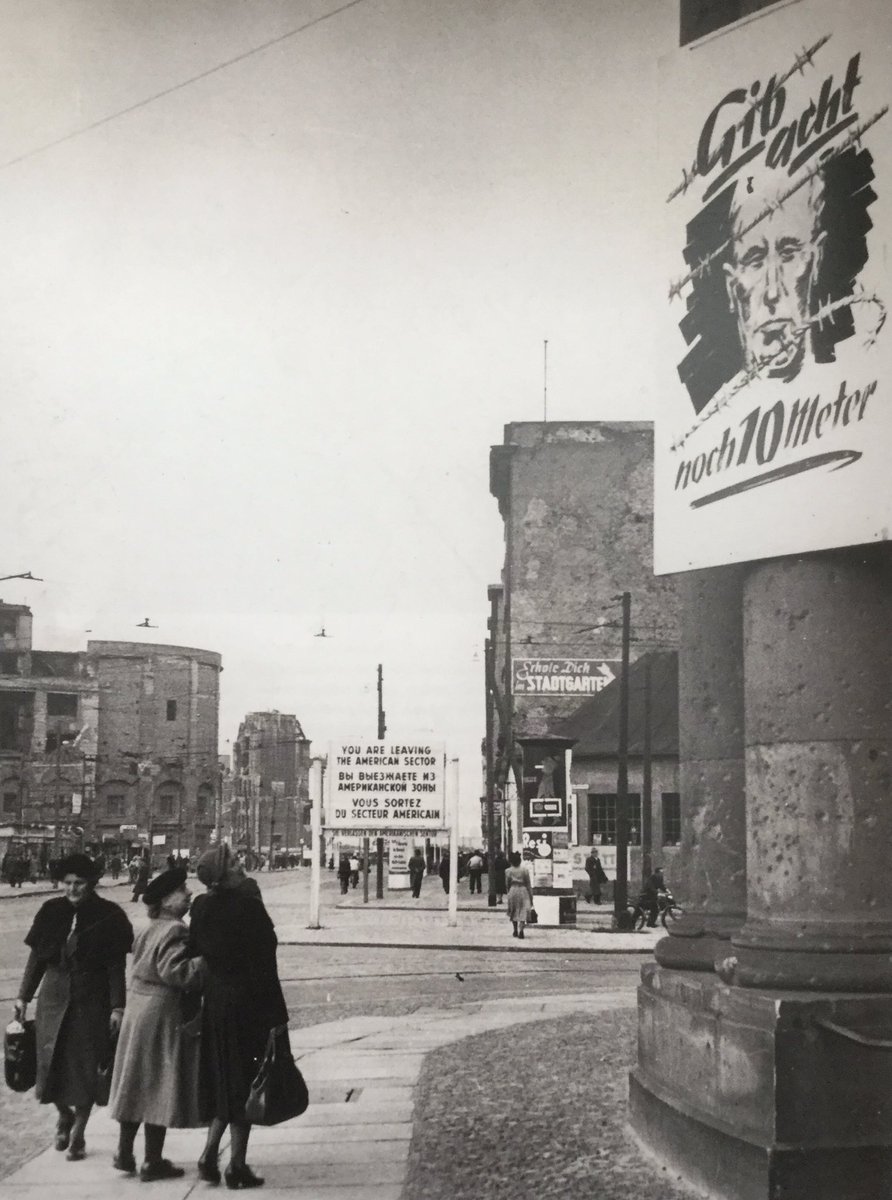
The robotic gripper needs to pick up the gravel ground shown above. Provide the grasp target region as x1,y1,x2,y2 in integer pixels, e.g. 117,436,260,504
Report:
403,1009,695,1200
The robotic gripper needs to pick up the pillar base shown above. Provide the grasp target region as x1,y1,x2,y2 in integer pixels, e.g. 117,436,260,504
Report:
654,912,742,971
731,922,892,991
630,964,892,1200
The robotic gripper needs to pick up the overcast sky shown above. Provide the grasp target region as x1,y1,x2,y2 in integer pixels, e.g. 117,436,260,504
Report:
0,0,675,833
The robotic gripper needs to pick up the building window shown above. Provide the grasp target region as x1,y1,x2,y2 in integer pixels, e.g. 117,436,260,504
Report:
0,613,17,637
0,652,18,674
158,792,176,817
166,700,177,721
662,793,682,846
2,791,17,813
588,794,641,846
106,794,125,817
47,693,79,718
195,785,213,817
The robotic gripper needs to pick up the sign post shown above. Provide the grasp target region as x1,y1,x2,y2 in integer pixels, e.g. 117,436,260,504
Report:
308,758,324,930
321,739,449,925
447,757,459,928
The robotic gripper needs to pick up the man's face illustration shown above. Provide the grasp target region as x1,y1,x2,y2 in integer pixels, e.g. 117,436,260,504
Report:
724,184,825,381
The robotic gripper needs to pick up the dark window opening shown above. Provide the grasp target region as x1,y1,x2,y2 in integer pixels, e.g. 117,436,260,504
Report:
47,693,78,717
588,793,642,846
106,794,124,817
0,614,18,637
0,652,19,674
680,0,783,46
44,730,76,754
662,793,682,846
3,792,17,813
158,793,176,817
166,700,177,721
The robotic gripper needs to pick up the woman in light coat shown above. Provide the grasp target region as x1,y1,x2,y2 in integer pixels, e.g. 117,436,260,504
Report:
505,851,534,939
109,867,205,1182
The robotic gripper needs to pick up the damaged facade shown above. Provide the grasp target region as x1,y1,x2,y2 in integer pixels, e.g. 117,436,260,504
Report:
231,710,312,860
0,601,222,865
486,421,680,857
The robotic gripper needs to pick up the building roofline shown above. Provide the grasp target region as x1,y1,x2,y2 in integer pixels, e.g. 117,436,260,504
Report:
87,641,222,668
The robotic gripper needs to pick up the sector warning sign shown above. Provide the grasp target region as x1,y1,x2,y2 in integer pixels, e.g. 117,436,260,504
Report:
325,741,446,835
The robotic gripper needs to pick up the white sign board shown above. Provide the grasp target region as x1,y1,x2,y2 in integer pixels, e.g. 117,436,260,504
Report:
388,836,411,873
655,0,892,572
325,741,446,836
512,658,617,695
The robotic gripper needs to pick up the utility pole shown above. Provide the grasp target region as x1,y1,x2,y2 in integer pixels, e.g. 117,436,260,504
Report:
375,662,385,900
485,586,500,907
53,732,63,858
614,591,633,929
642,656,653,884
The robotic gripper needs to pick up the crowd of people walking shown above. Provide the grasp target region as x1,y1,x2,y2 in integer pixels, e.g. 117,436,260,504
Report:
12,845,290,1187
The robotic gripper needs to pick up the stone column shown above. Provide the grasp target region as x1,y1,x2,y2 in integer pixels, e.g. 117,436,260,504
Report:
656,565,747,970
732,544,892,990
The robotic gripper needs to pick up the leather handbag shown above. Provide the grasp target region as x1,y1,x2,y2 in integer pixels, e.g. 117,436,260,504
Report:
528,907,539,925
4,1017,36,1092
245,1025,309,1126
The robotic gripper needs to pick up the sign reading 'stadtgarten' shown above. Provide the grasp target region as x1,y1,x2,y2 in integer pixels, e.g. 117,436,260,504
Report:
512,658,617,695
324,741,446,834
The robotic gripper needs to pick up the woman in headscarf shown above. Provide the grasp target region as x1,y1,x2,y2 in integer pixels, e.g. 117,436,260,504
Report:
109,867,205,1182
14,853,133,1161
189,843,287,1189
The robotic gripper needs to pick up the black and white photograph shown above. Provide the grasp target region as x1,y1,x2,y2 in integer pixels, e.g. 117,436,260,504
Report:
1,2,890,1198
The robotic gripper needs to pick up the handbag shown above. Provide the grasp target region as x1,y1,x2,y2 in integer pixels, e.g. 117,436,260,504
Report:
528,907,538,925
244,1025,309,1126
4,1017,36,1093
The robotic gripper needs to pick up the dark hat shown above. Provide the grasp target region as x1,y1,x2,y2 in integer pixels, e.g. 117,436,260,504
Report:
143,867,188,907
55,853,101,882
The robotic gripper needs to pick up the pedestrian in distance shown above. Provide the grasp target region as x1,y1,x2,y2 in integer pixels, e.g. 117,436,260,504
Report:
408,849,425,899
438,850,451,893
109,854,122,882
131,855,150,904
505,851,534,939
189,843,289,1189
109,867,205,1181
337,855,351,895
641,867,666,928
349,853,360,889
467,850,484,895
14,853,133,1163
491,849,508,904
584,847,608,905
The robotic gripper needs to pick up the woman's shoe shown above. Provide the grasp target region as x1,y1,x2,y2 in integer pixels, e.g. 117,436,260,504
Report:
198,1154,222,1184
224,1163,265,1189
113,1151,137,1173
140,1159,186,1182
66,1140,86,1162
55,1111,74,1152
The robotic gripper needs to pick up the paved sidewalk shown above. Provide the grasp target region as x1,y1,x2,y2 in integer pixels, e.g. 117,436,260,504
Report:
0,991,634,1200
275,883,663,954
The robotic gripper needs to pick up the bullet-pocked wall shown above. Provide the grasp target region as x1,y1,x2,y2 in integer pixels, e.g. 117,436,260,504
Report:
489,422,680,740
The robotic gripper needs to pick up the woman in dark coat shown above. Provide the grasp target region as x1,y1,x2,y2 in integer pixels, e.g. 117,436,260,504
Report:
190,843,288,1189
15,853,133,1161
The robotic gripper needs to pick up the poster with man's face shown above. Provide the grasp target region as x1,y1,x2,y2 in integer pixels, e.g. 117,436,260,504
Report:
655,0,892,573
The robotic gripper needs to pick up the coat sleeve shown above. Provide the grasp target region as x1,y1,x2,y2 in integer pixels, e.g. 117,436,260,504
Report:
155,924,205,993
18,949,46,1003
108,959,127,1010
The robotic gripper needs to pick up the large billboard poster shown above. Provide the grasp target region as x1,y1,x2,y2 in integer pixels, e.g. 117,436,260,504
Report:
655,0,892,572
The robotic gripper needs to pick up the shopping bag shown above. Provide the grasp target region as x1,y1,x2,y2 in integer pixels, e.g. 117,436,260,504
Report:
4,1018,36,1092
245,1025,309,1125
528,908,538,925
